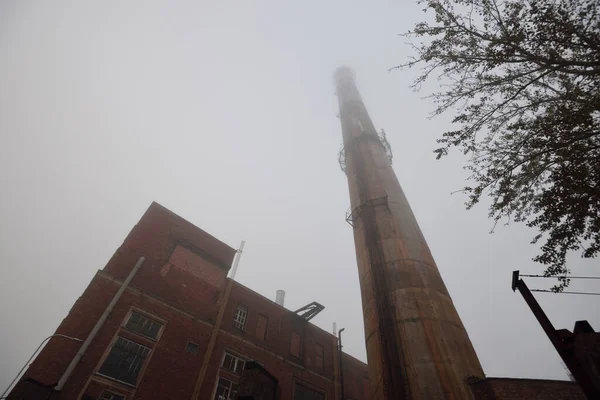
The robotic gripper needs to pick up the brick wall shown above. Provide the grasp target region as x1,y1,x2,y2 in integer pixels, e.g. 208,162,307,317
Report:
8,202,370,400
222,282,338,380
104,202,235,278
341,353,370,399
102,202,236,320
200,281,370,399
470,377,586,399
9,272,216,400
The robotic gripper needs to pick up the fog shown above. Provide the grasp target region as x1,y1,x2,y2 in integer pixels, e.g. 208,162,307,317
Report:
1,1,598,393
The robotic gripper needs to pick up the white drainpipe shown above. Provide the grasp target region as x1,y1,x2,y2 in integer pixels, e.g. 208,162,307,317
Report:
54,256,145,391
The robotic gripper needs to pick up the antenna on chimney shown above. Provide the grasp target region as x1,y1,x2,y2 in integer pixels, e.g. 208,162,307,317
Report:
333,322,337,336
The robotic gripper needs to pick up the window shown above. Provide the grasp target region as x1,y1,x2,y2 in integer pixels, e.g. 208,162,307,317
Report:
214,377,238,400
233,304,247,330
290,331,301,357
124,311,163,340
256,314,268,340
315,343,324,368
98,337,151,385
221,351,245,375
294,382,324,400
186,341,199,354
99,391,125,400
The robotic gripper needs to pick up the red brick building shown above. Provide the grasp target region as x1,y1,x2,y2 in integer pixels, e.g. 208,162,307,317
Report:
6,202,590,400
8,202,369,400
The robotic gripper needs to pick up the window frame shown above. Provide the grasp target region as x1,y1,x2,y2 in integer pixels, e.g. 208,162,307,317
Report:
220,350,246,375
232,303,248,331
186,341,200,354
96,336,152,387
213,376,239,400
122,309,164,341
99,391,126,400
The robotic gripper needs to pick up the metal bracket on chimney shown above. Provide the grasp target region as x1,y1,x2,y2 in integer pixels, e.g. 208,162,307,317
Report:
378,129,393,165
338,144,347,173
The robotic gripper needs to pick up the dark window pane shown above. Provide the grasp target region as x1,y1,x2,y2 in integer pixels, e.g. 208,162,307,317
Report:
235,360,244,375
294,382,324,400
214,377,237,400
221,352,245,375
186,342,199,354
124,311,162,340
98,337,150,385
223,353,233,370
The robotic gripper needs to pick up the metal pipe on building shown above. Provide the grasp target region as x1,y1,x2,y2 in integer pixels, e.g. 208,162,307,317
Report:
229,240,245,280
192,241,245,399
1,334,83,398
338,328,345,400
54,256,145,391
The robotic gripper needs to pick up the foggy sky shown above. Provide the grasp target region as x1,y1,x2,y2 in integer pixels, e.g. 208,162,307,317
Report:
1,1,598,393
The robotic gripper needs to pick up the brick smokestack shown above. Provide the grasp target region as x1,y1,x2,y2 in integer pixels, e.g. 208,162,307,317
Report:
334,66,484,399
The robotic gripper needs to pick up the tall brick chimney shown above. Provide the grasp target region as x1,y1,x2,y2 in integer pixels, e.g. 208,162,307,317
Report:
334,66,484,399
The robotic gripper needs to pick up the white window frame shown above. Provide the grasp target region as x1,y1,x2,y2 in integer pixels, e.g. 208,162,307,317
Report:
122,309,165,341
97,336,151,386
221,351,246,375
213,376,238,400
232,304,247,330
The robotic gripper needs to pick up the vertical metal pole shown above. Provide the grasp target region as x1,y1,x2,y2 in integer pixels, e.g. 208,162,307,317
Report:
512,271,599,399
55,257,145,391
192,242,245,399
0,335,82,398
338,328,345,400
512,271,562,349
229,241,245,280
333,334,340,400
